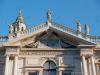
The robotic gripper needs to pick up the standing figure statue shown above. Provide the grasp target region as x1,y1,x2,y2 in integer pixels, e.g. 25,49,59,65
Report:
85,24,90,35
47,9,52,22
9,24,14,34
76,20,82,33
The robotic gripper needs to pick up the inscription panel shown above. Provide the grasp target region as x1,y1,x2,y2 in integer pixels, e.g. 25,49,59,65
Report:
25,57,40,66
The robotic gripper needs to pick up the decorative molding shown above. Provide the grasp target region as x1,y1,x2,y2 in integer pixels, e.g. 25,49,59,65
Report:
19,50,61,56
80,48,93,56
5,47,19,55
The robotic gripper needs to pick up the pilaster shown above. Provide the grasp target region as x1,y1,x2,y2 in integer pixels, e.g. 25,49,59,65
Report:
81,55,88,75
4,55,9,75
13,55,18,75
58,70,62,75
39,70,43,75
80,48,94,75
90,55,96,75
5,46,20,75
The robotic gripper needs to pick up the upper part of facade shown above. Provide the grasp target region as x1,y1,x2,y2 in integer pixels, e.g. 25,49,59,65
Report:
0,9,100,47
0,10,100,75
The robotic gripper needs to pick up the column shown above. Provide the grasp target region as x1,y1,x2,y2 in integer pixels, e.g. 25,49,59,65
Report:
91,56,96,75
58,70,62,75
96,64,99,75
81,55,88,75
39,70,43,75
13,56,18,75
4,55,9,75
88,58,92,75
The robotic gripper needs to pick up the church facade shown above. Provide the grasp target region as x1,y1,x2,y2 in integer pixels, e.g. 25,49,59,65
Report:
0,10,100,75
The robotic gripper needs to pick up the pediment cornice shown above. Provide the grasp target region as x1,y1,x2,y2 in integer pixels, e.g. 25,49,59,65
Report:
3,22,96,48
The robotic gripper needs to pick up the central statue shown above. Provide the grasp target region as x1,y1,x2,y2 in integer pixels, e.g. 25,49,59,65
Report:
47,9,52,22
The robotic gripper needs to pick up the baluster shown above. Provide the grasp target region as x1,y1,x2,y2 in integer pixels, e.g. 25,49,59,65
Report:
37,26,39,30
26,30,28,34
29,29,31,33
42,24,44,27
33,27,34,31
36,26,38,30
34,27,36,31
39,25,41,29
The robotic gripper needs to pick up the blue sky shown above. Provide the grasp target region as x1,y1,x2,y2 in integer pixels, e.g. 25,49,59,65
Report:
0,0,100,36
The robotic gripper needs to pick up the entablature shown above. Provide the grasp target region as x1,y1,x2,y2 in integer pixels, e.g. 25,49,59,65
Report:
20,48,80,51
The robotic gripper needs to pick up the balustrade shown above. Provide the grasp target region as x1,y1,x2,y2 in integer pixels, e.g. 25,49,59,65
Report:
0,22,100,44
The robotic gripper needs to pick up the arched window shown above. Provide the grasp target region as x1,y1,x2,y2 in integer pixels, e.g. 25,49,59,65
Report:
43,60,56,75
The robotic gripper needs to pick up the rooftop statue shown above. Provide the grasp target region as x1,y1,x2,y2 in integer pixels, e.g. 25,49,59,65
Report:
85,24,90,35
75,20,82,33
47,9,52,22
9,24,13,34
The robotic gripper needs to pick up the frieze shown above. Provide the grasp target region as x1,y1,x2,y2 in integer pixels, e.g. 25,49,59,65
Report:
19,50,61,56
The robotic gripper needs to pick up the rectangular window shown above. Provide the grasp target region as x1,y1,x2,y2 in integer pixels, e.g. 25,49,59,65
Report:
29,72,38,75
62,71,71,75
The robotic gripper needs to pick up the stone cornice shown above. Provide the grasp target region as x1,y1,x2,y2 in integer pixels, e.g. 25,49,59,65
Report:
21,48,80,51
24,66,44,68
94,47,100,50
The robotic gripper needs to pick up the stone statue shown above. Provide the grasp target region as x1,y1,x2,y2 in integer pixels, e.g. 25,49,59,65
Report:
85,24,90,35
76,20,82,32
59,56,63,64
9,24,13,34
47,9,52,22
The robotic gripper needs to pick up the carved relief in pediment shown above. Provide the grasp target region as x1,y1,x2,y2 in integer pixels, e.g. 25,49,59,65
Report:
38,32,61,48
21,31,77,48
24,41,39,48
60,40,76,48
38,32,77,48
21,35,39,48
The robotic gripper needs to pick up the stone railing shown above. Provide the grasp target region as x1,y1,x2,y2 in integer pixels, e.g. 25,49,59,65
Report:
51,22,89,38
0,22,48,45
51,22,100,43
7,22,49,42
0,21,100,45
90,36,100,42
15,22,48,36
0,36,8,46
89,36,100,44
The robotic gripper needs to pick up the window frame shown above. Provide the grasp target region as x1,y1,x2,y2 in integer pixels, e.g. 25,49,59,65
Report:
28,71,39,75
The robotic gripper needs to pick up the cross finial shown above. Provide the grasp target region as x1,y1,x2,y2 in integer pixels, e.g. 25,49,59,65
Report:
16,9,24,23
19,9,23,17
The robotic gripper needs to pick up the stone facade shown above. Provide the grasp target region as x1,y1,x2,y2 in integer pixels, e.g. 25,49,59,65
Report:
0,10,100,75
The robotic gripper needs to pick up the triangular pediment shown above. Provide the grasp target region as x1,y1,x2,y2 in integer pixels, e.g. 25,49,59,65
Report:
3,22,96,48
22,31,77,48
